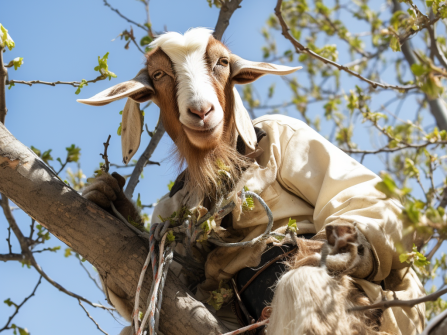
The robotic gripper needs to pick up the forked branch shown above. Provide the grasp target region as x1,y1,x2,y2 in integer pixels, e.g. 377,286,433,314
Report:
274,0,418,92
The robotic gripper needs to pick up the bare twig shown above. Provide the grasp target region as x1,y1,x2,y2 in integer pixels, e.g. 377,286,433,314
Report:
1,195,29,253
103,0,148,33
77,256,103,292
213,0,244,41
8,75,107,88
100,135,112,173
274,0,418,92
30,256,113,310
78,300,109,335
426,238,444,261
0,275,42,332
125,120,165,198
349,287,447,312
7,226,12,253
1,194,112,310
0,46,7,123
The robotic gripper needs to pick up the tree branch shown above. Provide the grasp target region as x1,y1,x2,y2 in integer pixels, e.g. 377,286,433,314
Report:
103,0,148,33
125,121,165,198
391,0,447,130
428,21,447,70
8,75,107,88
349,287,447,312
0,253,23,262
78,300,109,335
0,122,228,334
213,0,244,41
274,0,418,92
0,275,42,333
0,47,7,124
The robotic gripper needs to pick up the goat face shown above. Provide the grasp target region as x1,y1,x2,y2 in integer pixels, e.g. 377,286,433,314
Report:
146,30,231,150
77,28,301,164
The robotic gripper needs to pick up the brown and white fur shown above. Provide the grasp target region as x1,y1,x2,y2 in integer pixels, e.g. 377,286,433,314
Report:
268,228,386,335
78,28,300,201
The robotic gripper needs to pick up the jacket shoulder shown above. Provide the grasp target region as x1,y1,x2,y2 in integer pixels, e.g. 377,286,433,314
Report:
252,114,308,132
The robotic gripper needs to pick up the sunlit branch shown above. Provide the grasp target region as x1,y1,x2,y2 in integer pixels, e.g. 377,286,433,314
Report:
8,75,107,88
349,287,447,312
274,0,418,92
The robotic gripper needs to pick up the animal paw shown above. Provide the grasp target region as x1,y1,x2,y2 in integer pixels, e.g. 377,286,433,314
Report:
82,172,143,229
324,222,374,278
82,172,126,209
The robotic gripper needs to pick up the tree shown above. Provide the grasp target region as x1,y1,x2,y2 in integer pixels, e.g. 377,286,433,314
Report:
1,0,447,334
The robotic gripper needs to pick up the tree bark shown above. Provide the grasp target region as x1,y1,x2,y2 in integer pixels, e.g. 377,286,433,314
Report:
0,122,228,334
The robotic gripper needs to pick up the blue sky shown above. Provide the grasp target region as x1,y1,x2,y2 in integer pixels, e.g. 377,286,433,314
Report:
1,0,446,334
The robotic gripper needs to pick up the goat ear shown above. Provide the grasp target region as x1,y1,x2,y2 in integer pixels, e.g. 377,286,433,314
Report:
230,54,301,84
76,69,154,106
121,98,143,164
233,87,257,152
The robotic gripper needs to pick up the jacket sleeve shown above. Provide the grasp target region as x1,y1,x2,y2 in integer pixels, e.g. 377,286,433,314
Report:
271,118,411,281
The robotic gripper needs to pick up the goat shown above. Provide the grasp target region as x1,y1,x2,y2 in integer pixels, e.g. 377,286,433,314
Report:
77,28,412,335
78,28,300,201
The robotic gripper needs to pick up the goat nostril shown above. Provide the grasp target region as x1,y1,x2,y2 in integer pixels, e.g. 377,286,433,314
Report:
205,106,214,117
188,105,214,121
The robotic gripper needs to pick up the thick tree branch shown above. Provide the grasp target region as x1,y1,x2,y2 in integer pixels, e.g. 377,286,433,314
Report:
213,0,243,41
0,253,23,262
0,122,228,334
125,121,165,198
274,0,418,92
428,23,447,70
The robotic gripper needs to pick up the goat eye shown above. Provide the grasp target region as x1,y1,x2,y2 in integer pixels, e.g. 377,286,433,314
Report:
217,58,229,67
153,70,165,80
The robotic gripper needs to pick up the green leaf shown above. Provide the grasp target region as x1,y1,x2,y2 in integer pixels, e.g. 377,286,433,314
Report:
4,298,17,307
167,180,174,191
288,217,298,233
390,35,401,52
0,24,15,50
411,63,429,76
166,230,175,243
140,35,153,46
206,281,233,311
8,82,15,90
65,248,73,258
136,193,142,208
41,149,53,164
94,52,117,80
12,57,23,70
66,144,81,162
117,122,122,136
75,79,88,95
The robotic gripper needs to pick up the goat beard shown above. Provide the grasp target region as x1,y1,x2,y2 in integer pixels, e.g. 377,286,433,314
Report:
173,129,252,202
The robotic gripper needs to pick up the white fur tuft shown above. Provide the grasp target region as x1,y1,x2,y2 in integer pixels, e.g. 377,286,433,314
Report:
268,266,385,335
